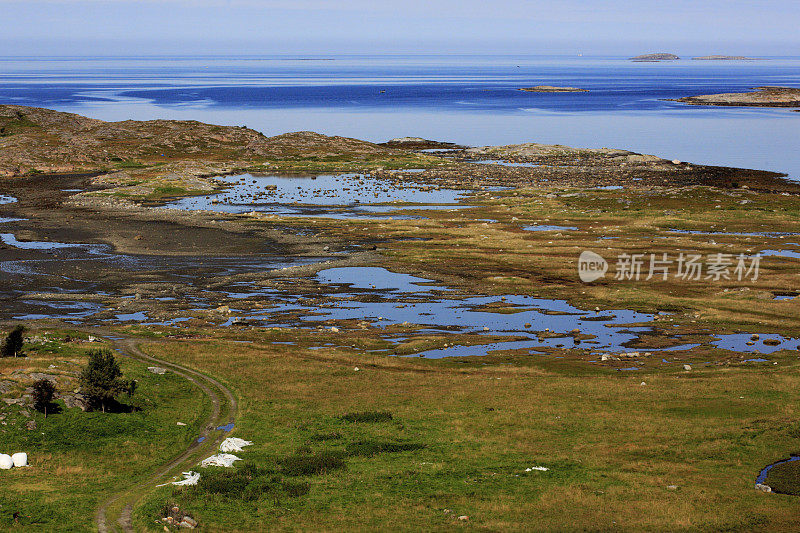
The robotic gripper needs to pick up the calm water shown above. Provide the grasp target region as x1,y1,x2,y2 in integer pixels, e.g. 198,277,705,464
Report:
1,55,799,177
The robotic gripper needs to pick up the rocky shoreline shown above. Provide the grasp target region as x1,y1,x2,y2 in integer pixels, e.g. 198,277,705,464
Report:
671,86,800,108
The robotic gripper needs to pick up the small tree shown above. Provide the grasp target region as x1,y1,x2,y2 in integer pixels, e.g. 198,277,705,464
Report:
79,349,137,413
32,378,56,417
1,325,25,357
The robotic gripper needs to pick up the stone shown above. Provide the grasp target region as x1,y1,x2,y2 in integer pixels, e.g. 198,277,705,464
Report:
750,334,760,341
667,485,678,490
59,393,87,411
755,483,772,493
683,364,692,371
180,516,198,528
148,366,167,375
457,516,469,521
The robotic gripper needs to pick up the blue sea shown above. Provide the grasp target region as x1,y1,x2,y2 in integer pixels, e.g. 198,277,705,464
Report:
1,54,799,178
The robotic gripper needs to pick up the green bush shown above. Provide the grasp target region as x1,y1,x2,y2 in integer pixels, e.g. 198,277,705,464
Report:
32,378,56,416
278,451,346,476
79,349,136,412
345,440,425,457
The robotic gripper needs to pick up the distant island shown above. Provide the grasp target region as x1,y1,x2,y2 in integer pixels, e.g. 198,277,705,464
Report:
670,86,800,108
630,53,679,61
691,55,760,60
518,86,589,93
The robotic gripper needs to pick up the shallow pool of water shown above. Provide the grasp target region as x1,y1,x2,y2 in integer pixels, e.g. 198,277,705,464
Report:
713,333,799,353
761,249,800,259
523,225,579,232
163,173,469,219
466,159,541,168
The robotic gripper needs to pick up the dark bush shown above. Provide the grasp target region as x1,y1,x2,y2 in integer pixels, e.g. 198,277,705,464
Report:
79,349,136,412
340,411,393,423
278,451,346,476
346,440,426,457
31,378,56,416
193,463,309,503
1,325,25,358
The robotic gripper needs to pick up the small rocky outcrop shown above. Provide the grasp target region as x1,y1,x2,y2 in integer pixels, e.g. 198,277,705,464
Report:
630,53,680,61
519,86,588,93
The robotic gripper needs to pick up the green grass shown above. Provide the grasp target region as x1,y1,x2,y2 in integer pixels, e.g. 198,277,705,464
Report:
765,460,800,495
131,337,800,531
0,337,211,531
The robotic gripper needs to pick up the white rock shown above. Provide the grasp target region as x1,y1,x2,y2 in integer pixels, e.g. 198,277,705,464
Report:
11,453,27,467
683,364,692,371
524,466,549,472
755,483,772,493
219,437,253,453
0,454,12,469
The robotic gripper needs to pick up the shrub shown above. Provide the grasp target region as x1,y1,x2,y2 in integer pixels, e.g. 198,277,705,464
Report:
79,349,136,412
1,325,25,357
31,379,56,417
278,451,346,476
192,463,309,503
345,440,425,457
339,411,393,423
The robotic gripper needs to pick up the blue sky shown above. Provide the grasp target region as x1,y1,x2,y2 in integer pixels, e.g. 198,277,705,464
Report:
1,0,799,56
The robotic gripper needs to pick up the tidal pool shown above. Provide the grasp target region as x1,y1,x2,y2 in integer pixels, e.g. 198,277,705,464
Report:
163,173,470,219
761,249,800,259
524,225,579,232
466,159,541,168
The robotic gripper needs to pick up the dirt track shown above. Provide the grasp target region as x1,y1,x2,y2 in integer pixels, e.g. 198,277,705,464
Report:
91,332,237,533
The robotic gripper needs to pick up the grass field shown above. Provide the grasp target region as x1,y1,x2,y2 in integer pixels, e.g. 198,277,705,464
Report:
133,334,800,531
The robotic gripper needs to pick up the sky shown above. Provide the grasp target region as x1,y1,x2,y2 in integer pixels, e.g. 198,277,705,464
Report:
1,0,799,56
